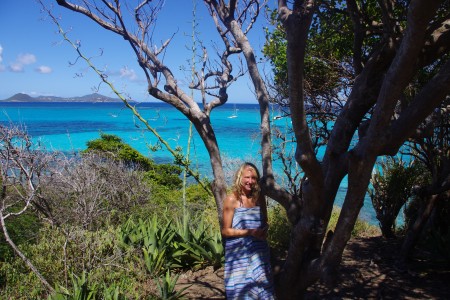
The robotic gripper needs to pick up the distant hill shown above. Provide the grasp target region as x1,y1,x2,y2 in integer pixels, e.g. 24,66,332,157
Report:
1,93,133,103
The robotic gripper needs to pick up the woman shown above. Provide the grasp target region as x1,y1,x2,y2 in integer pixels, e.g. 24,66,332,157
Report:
222,162,275,299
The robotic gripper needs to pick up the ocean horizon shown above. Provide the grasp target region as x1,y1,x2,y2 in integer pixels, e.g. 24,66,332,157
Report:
0,101,378,224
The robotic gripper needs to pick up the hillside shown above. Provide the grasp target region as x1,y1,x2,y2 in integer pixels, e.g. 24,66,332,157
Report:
1,93,131,103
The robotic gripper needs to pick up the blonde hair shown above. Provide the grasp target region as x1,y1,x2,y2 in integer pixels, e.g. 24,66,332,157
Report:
232,162,261,200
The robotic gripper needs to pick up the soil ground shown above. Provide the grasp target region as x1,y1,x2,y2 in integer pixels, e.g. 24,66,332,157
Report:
175,235,450,299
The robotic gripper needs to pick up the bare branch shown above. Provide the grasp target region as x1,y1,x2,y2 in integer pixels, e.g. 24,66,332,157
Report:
0,124,58,293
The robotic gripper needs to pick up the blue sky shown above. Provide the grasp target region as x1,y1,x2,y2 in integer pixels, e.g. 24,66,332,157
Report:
0,0,272,103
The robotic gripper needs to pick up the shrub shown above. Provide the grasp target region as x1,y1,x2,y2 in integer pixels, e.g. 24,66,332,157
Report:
85,133,183,189
118,214,224,275
267,202,292,258
369,157,425,237
40,153,152,230
0,224,147,299
84,133,154,170
0,210,41,262
144,164,183,189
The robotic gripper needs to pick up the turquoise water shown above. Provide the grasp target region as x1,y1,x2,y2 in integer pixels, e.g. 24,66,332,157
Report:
0,102,377,224
0,102,263,169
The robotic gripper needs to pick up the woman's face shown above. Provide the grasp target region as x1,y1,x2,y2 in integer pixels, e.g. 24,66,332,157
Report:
241,167,258,194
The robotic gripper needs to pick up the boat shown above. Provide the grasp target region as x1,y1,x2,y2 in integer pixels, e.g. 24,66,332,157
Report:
228,105,238,119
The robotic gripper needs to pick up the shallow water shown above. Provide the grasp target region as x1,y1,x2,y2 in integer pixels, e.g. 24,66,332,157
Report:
0,101,377,224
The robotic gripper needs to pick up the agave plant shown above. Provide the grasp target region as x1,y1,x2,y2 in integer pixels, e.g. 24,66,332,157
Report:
101,283,127,300
117,215,223,276
48,272,98,300
155,269,190,300
118,216,186,275
173,217,224,270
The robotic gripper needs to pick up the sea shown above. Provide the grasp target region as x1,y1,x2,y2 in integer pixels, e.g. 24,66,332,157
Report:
0,101,377,224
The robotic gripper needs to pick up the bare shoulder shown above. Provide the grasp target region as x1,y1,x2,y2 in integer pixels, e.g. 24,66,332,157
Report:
224,193,239,209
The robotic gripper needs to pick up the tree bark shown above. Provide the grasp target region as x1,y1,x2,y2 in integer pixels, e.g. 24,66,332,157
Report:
400,194,439,259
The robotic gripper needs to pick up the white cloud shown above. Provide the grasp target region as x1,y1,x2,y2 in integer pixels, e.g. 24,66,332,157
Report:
120,66,138,81
36,65,52,74
9,53,37,72
9,62,24,72
17,53,36,65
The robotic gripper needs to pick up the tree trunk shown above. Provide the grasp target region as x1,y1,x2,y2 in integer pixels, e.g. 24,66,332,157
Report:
191,116,227,225
400,193,439,259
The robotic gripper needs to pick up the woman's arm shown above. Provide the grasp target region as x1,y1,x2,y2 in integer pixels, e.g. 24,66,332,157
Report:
221,194,267,239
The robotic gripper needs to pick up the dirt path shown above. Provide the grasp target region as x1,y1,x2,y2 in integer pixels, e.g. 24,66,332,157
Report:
176,235,450,299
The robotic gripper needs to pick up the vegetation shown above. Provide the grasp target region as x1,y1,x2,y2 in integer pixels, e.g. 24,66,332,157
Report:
0,126,216,298
85,133,183,189
25,0,450,298
368,152,450,267
369,157,425,238
1,125,381,298
84,133,154,170
262,2,449,297
0,210,40,262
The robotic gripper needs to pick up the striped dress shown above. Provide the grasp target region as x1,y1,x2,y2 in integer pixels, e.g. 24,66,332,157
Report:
224,206,275,299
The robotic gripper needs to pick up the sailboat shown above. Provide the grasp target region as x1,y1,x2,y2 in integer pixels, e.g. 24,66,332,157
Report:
228,105,238,119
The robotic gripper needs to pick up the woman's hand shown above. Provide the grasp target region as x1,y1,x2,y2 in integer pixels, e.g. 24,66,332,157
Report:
250,225,269,240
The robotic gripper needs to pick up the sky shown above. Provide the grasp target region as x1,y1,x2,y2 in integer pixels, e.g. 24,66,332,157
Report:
0,0,272,103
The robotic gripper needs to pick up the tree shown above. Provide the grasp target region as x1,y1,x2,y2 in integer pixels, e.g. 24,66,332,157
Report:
46,0,450,298
399,93,450,259
369,157,423,238
0,124,57,292
271,1,449,297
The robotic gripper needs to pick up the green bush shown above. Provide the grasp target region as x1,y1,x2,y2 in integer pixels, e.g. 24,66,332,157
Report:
84,133,154,170
267,202,292,258
85,133,183,189
0,210,41,262
185,183,217,228
47,270,136,300
185,183,213,206
0,260,45,299
0,225,146,299
142,182,216,227
144,164,182,189
369,157,425,237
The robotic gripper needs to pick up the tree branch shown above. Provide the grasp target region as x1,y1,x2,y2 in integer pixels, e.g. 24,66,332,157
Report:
384,59,450,154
